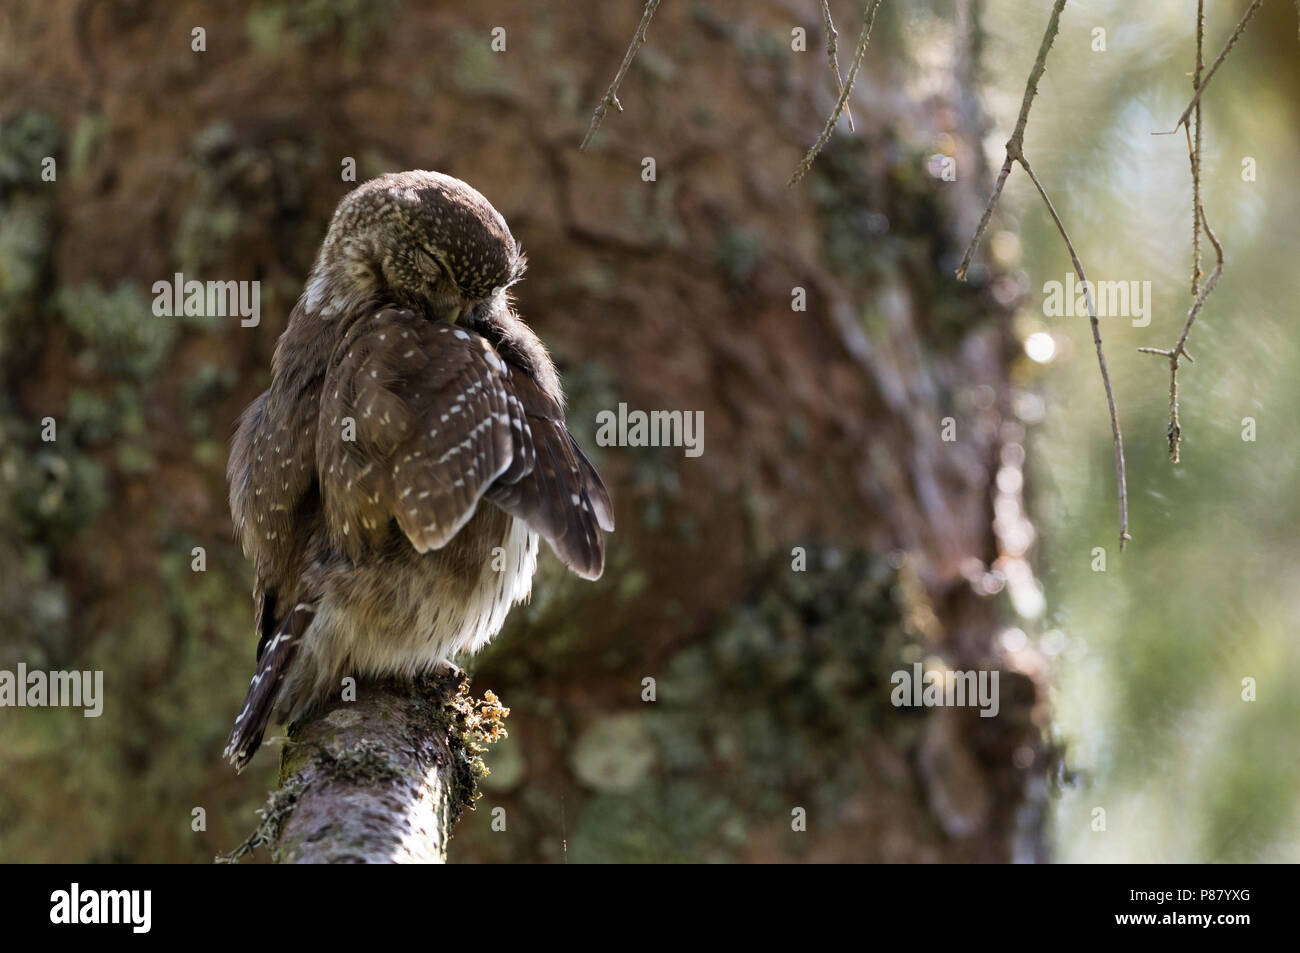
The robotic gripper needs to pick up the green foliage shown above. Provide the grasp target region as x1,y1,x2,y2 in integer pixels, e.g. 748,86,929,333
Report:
0,111,59,190
177,124,255,277
246,0,404,66
0,441,108,544
564,547,909,860
183,362,238,436
57,282,176,380
1004,0,1300,862
0,540,70,667
811,134,998,348
67,385,146,447
68,112,108,180
571,713,656,792
452,29,515,94
0,197,50,307
0,111,60,362
715,227,765,284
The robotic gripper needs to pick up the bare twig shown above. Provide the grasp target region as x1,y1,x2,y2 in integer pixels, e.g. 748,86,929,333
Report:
1158,0,1263,135
1019,161,1130,548
951,0,1129,546
1190,1,1205,297
1139,204,1223,463
1141,5,1226,464
955,0,1065,281
1173,207,1226,445
580,0,663,152
821,0,855,132
789,0,884,185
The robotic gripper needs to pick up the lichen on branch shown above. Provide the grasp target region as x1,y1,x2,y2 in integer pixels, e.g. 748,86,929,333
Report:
219,674,508,864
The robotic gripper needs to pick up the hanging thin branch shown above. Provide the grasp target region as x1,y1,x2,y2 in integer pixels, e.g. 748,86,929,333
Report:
1190,0,1205,298
1138,204,1223,463
955,0,1063,281
821,0,856,132
789,0,884,185
1158,0,1263,135
953,0,1129,548
580,0,663,151
1019,161,1130,548
1139,2,1232,464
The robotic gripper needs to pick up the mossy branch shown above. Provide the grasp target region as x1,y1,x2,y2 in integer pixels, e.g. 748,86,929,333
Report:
219,674,507,864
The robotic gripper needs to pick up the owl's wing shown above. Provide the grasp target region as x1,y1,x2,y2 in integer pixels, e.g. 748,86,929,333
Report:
319,307,612,579
484,368,615,579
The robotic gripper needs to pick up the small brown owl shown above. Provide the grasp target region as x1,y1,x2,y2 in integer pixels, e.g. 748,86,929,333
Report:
224,170,613,770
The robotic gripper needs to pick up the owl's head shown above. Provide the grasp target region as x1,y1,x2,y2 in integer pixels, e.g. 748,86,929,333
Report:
305,170,525,322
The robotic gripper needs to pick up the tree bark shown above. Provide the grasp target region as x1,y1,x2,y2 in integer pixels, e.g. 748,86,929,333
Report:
0,0,1050,862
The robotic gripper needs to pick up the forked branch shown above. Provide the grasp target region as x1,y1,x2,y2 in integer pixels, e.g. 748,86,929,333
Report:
821,0,856,132
789,0,884,185
1159,0,1264,136
953,0,1129,548
1138,203,1223,463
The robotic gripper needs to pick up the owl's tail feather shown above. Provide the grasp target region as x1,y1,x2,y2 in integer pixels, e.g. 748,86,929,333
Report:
224,603,315,772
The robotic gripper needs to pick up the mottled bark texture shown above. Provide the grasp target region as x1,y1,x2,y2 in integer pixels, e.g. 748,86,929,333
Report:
225,675,505,864
0,0,1059,862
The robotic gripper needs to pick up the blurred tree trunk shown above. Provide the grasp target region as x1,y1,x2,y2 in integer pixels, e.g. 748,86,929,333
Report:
0,0,1047,862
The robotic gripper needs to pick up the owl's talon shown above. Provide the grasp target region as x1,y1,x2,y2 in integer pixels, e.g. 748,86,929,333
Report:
433,659,464,680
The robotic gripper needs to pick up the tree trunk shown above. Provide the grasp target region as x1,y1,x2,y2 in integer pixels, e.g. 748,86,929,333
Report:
0,0,1048,862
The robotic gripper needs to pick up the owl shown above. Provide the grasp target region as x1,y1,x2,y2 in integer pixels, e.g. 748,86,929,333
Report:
223,170,613,770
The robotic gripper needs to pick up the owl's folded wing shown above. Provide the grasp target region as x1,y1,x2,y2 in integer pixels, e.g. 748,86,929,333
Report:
319,306,612,579
485,369,615,580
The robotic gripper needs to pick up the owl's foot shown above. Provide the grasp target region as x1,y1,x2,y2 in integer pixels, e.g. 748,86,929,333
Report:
433,659,464,680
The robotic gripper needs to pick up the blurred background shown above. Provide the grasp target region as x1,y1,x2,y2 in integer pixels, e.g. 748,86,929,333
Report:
0,0,1294,863
980,0,1300,862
